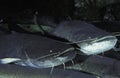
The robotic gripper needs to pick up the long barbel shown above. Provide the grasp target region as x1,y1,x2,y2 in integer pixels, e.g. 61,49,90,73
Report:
0,32,76,68
51,20,118,55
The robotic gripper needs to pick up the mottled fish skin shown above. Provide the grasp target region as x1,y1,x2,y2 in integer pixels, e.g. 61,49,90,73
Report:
0,64,96,78
0,32,76,68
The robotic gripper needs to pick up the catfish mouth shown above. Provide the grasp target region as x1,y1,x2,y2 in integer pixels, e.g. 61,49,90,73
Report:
79,36,118,55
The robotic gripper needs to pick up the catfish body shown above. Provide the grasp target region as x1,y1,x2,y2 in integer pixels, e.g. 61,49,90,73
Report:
66,55,120,78
0,32,76,68
51,20,118,55
0,64,96,78
52,20,110,42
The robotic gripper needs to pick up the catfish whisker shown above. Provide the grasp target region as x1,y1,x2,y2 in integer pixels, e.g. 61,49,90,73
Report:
114,34,120,37
25,51,30,60
14,51,36,68
35,47,74,62
35,52,60,60
54,47,75,57
63,62,66,70
112,32,120,37
71,59,74,66
66,34,119,45
50,65,55,75
65,38,98,44
24,51,31,62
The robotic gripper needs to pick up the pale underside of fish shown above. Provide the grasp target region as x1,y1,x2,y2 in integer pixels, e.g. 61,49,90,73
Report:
51,20,118,55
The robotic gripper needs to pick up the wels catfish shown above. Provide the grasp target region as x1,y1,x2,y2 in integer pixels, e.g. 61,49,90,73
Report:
0,64,96,78
66,55,120,78
0,32,76,69
51,20,118,55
